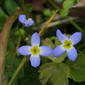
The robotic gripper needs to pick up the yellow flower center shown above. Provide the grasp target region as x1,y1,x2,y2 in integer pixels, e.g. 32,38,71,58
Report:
30,45,40,56
63,40,72,50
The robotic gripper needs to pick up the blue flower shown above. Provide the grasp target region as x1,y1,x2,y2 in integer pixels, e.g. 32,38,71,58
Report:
17,32,53,67
53,29,82,61
18,14,34,27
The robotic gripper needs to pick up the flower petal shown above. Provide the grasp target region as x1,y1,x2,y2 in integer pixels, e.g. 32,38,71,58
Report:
67,47,77,61
24,23,29,27
31,32,40,46
24,18,34,27
53,45,65,57
40,46,53,56
56,29,68,43
30,55,40,68
17,46,31,55
70,32,82,45
18,14,27,24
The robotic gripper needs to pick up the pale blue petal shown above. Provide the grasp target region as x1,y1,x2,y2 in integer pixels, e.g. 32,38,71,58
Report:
31,32,40,46
28,18,34,26
40,46,53,56
30,55,40,68
18,14,27,24
53,45,65,57
56,29,68,43
24,23,30,27
24,18,34,27
67,47,77,61
70,32,82,45
17,46,31,55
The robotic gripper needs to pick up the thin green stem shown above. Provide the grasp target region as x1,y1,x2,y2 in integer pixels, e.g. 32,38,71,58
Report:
48,0,58,9
8,57,27,85
4,78,8,85
69,18,83,32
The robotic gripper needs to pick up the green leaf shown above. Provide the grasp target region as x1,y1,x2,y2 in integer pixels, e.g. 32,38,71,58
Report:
39,62,69,85
63,0,74,9
43,53,67,63
15,29,25,36
18,64,41,85
43,9,52,16
54,38,61,46
60,0,75,17
42,38,55,49
66,53,85,82
42,37,62,48
0,8,8,31
60,8,69,17
39,63,55,84
4,0,19,14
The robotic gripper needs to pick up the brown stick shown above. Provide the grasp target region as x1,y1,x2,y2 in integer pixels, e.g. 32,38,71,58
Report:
39,10,58,36
0,9,22,85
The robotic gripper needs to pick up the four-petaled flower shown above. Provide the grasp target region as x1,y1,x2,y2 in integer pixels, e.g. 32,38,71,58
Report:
53,29,82,61
17,32,53,67
18,14,34,27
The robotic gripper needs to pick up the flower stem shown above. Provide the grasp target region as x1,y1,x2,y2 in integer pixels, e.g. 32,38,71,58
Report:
48,0,58,9
39,10,58,36
69,18,83,32
8,56,27,85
